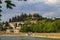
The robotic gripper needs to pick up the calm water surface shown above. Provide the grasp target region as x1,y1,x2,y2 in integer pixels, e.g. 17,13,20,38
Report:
0,36,60,40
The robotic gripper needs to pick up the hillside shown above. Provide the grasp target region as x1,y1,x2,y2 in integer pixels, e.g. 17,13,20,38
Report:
0,13,60,33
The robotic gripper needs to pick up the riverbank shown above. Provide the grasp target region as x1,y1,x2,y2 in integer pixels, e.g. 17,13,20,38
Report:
32,33,60,39
0,33,60,39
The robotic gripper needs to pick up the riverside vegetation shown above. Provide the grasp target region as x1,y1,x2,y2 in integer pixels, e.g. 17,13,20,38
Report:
0,13,60,33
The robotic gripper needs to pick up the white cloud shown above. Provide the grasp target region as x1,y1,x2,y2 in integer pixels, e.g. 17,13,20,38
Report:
44,0,58,4
12,0,60,5
27,0,60,4
47,0,57,3
42,12,54,17
27,0,41,4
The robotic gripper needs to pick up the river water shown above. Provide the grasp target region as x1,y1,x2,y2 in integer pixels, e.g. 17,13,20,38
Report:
0,36,60,40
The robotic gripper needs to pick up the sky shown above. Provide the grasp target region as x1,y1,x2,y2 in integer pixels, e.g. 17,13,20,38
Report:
1,0,60,22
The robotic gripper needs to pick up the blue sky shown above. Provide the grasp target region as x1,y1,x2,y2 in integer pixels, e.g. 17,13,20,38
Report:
1,0,60,22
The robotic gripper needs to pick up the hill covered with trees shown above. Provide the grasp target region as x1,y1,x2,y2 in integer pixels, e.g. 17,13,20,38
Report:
0,13,60,33
9,13,43,22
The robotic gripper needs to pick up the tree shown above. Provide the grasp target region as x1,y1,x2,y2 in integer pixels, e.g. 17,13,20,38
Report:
9,18,12,22
28,14,32,19
20,25,28,32
5,21,10,27
43,22,53,32
54,20,60,32
2,21,5,25
0,13,1,21
0,0,27,22
0,23,3,31
0,0,27,11
0,0,16,23
0,0,15,12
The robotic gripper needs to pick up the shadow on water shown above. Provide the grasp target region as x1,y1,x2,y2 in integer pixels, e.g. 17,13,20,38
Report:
0,36,60,40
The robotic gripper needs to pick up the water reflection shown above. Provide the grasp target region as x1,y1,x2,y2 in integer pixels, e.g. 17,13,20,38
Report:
0,36,60,40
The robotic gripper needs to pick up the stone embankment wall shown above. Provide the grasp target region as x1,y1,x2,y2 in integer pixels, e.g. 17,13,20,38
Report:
0,33,60,38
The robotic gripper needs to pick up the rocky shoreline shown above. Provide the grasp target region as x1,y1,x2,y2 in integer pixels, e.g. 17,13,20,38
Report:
0,33,60,39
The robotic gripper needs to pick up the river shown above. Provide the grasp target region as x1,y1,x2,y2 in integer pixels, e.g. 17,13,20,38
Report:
0,36,60,40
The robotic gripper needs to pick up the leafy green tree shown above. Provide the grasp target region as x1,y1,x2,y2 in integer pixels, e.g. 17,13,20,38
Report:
54,20,60,32
20,25,28,32
30,23,43,33
43,22,57,33
0,23,3,31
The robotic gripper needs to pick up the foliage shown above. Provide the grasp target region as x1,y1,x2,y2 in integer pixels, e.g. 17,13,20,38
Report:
19,14,60,33
1,13,60,33
20,25,28,32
